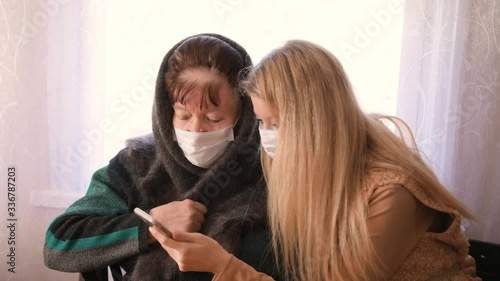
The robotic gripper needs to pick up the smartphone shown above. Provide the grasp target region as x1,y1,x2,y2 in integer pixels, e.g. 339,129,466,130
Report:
133,207,173,238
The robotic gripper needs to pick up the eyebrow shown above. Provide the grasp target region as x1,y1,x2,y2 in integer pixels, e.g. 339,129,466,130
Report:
255,112,276,120
173,105,187,111
173,104,220,113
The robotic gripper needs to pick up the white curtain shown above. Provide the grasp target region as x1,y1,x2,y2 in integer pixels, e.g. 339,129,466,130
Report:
0,1,104,279
44,1,106,206
0,0,405,280
397,0,500,243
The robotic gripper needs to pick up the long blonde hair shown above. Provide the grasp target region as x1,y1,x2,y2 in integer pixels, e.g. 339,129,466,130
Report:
244,40,474,281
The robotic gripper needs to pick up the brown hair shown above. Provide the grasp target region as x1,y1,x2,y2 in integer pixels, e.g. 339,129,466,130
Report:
165,35,244,108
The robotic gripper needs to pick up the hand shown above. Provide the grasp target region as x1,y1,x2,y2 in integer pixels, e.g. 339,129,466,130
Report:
148,199,207,242
149,228,232,275
459,255,482,281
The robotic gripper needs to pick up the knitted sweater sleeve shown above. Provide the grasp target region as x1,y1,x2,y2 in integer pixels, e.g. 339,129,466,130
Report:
43,166,150,272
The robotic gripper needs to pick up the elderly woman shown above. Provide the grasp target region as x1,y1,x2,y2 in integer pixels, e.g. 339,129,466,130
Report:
43,34,281,281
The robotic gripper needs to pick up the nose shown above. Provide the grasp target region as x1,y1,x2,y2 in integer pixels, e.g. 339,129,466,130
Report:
188,118,207,132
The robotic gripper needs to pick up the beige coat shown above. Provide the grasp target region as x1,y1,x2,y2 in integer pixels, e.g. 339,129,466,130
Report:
213,169,475,281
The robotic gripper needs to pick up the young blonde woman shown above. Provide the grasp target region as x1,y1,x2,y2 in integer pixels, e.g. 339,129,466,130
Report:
150,40,480,280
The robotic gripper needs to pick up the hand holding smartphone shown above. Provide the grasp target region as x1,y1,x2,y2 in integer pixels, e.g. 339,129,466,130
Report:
134,207,173,238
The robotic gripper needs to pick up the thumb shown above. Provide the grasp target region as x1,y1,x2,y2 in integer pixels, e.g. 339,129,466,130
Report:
149,227,176,246
171,231,203,243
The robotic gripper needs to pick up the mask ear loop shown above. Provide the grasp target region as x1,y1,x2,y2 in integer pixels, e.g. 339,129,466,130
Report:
233,116,240,127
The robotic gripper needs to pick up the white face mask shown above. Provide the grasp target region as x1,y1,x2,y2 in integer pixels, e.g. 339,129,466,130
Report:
259,127,279,159
174,126,234,168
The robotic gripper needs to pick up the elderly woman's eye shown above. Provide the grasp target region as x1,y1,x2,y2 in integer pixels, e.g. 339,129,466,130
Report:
207,117,222,123
176,115,190,121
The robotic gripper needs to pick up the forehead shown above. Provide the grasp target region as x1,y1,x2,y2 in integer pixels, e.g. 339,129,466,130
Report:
250,96,275,118
174,68,235,108
180,68,223,84
173,68,239,111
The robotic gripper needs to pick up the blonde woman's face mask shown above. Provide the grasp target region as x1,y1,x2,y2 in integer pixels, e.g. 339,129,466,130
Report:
258,124,278,158
250,96,279,158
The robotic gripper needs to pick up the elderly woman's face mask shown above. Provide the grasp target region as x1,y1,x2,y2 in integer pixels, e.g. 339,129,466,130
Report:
173,70,239,168
174,126,235,168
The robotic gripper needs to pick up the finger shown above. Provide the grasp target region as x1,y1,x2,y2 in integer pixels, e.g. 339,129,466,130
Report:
192,201,208,214
459,255,476,267
460,267,476,277
171,231,204,243
190,211,206,225
184,221,202,233
467,255,475,266
149,227,176,246
149,227,164,242
150,230,181,260
193,221,203,232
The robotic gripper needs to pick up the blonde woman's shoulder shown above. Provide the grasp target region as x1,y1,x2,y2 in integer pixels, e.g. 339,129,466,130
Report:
361,168,408,190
